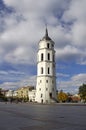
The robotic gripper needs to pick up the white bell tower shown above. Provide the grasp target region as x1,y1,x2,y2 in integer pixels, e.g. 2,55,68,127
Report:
35,28,57,103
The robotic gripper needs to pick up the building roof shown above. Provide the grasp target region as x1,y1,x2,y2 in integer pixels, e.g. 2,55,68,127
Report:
17,86,34,91
42,28,52,41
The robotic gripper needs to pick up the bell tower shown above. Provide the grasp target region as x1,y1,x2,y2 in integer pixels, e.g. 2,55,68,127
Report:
35,28,57,103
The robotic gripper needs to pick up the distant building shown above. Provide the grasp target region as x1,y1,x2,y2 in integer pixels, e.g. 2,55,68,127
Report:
16,86,34,99
35,28,57,103
29,90,36,102
13,90,18,97
5,90,13,97
71,94,81,102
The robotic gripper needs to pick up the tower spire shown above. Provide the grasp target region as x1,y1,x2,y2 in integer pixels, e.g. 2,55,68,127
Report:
42,26,51,40
45,27,48,37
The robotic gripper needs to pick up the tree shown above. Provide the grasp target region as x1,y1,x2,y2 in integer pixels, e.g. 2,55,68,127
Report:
79,84,86,102
0,88,6,101
0,88,3,98
57,90,68,102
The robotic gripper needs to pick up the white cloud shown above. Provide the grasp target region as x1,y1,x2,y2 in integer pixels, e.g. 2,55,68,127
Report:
57,73,69,78
61,0,86,64
71,22,86,47
0,75,36,90
62,0,86,47
0,0,85,65
18,75,36,87
71,73,86,83
0,0,86,93
62,0,86,22
0,82,18,90
4,46,36,64
0,70,8,75
57,73,86,93
0,70,26,83
56,45,84,63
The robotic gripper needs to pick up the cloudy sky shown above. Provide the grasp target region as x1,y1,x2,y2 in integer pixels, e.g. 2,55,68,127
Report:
0,0,86,94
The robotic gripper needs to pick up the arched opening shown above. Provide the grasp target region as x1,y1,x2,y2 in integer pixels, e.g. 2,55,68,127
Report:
48,53,50,60
41,53,43,61
47,43,50,48
41,67,43,74
41,99,43,103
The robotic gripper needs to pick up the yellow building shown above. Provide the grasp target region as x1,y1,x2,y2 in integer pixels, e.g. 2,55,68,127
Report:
17,86,34,100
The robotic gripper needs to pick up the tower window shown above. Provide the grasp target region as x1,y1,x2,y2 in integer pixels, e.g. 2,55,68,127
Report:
48,67,50,74
41,67,43,74
46,88,48,91
48,53,50,60
46,80,48,83
41,53,43,61
47,43,50,48
39,88,41,91
41,94,43,98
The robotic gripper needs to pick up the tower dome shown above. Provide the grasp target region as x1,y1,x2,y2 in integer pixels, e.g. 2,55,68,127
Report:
42,28,51,41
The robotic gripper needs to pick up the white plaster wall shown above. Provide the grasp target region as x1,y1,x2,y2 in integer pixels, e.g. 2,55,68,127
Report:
38,50,55,61
37,62,55,76
35,76,57,103
39,40,55,49
35,38,57,103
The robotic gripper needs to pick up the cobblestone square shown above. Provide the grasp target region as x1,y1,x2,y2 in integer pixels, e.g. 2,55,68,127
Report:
0,102,86,130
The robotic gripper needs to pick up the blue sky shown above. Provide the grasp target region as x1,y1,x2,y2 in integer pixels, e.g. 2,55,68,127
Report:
0,0,86,94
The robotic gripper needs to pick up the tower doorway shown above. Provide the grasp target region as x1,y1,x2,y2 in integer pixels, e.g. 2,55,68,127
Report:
41,99,43,103
49,93,52,98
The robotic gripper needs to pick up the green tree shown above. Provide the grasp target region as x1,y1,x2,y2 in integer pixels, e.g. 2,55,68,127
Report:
79,84,86,102
0,88,3,97
57,90,68,102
